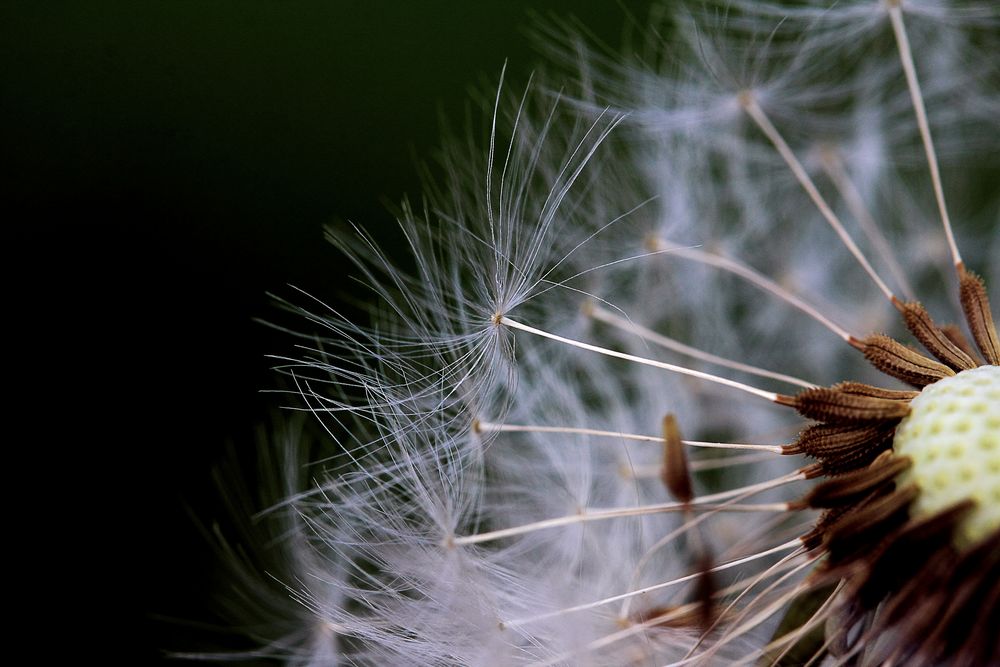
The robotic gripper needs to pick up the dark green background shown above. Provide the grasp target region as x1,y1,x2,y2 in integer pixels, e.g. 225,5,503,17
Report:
2,2,644,663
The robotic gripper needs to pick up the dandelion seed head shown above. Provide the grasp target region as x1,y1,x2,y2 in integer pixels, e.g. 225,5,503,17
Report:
216,1,1000,665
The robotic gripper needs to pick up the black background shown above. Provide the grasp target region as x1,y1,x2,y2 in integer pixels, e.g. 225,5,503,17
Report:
2,2,643,663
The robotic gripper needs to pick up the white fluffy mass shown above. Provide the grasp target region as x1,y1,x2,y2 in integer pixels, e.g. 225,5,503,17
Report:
214,2,998,665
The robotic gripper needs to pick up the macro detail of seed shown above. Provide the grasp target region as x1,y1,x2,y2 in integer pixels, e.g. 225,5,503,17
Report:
893,364,1000,547
212,3,1000,665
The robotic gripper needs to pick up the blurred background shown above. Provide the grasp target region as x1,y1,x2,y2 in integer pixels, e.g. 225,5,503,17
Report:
2,2,644,663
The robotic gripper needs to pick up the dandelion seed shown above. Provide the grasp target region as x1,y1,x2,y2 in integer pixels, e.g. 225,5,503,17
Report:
218,2,999,665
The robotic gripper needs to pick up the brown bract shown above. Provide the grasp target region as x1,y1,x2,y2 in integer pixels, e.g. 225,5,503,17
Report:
771,274,1000,665
634,273,998,664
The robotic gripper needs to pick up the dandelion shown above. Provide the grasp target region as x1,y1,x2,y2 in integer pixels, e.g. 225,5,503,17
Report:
218,2,998,665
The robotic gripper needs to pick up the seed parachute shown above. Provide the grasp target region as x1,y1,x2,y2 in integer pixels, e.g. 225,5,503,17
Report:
204,2,999,665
